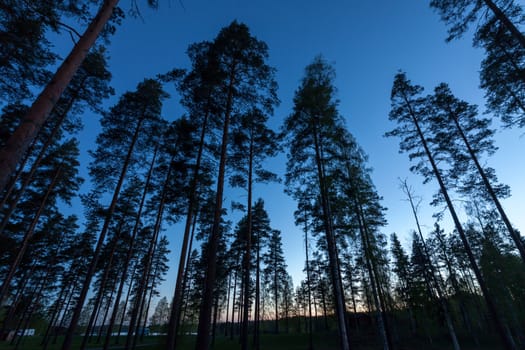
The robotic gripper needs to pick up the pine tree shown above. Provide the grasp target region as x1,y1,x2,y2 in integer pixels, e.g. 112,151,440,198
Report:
0,0,156,192
387,72,517,350
62,78,167,350
283,56,351,350
474,13,525,128
429,83,525,262
429,0,525,48
194,21,278,350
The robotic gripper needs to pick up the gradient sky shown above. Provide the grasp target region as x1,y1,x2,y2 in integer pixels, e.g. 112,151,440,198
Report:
53,0,525,302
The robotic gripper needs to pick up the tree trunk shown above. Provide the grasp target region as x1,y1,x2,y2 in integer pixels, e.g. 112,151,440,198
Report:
0,79,86,236
167,108,209,350
253,230,261,350
355,202,390,350
224,272,231,337
195,61,236,350
448,109,525,263
311,115,351,350
230,268,238,340
180,214,198,333
273,248,279,334
62,114,144,350
304,205,314,350
102,145,158,350
0,0,119,192
80,222,124,350
116,269,138,343
401,91,517,350
0,163,62,303
211,295,220,347
241,132,254,350
483,0,525,50
401,180,461,350
127,161,171,350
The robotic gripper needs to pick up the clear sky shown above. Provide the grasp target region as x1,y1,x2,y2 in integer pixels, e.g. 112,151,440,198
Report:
54,0,525,303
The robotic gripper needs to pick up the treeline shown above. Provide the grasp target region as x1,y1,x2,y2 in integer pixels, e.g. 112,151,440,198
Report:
0,1,524,350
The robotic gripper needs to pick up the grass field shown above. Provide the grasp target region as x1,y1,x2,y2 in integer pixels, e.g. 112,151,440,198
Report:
0,332,501,350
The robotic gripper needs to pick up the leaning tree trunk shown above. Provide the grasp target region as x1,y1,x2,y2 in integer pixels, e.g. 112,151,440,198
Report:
62,115,144,350
448,109,525,263
311,116,351,350
80,223,124,350
483,0,525,50
0,0,119,193
195,61,236,350
0,81,86,236
401,91,517,350
354,201,390,350
0,163,62,304
126,161,171,350
166,107,209,350
401,180,461,350
102,146,157,350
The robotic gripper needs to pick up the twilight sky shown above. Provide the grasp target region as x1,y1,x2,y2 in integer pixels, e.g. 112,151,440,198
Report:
54,0,525,300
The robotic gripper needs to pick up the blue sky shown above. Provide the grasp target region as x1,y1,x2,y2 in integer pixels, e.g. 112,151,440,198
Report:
54,0,525,302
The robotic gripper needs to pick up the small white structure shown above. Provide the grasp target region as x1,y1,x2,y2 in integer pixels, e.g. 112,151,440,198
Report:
17,329,35,336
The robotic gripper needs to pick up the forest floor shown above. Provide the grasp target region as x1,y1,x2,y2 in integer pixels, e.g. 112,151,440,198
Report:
0,333,500,350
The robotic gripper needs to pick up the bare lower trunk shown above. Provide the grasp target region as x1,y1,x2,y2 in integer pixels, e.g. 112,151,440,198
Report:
103,146,158,350
402,91,517,350
241,136,254,350
167,109,209,350
449,110,525,263
62,115,144,350
0,0,119,193
311,115,350,350
195,62,236,350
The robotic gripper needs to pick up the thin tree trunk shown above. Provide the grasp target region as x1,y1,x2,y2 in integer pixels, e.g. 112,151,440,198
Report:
304,205,314,350
116,270,138,343
140,268,157,342
0,0,119,192
180,214,198,334
0,80,85,236
401,180,461,350
195,61,236,350
127,181,167,350
448,109,525,263
273,248,279,334
167,107,209,350
53,278,78,345
241,132,254,350
311,114,350,350
0,164,62,303
42,279,69,347
211,296,220,347
80,221,124,350
102,145,158,350
253,229,261,350
401,91,517,350
355,204,390,350
96,288,116,344
128,156,172,350
225,272,231,337
62,114,144,350
230,268,238,341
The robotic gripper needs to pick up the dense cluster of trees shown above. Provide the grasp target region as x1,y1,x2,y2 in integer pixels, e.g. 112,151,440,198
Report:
0,1,524,350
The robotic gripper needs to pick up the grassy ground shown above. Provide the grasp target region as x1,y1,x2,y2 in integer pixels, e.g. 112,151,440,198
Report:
0,332,502,350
